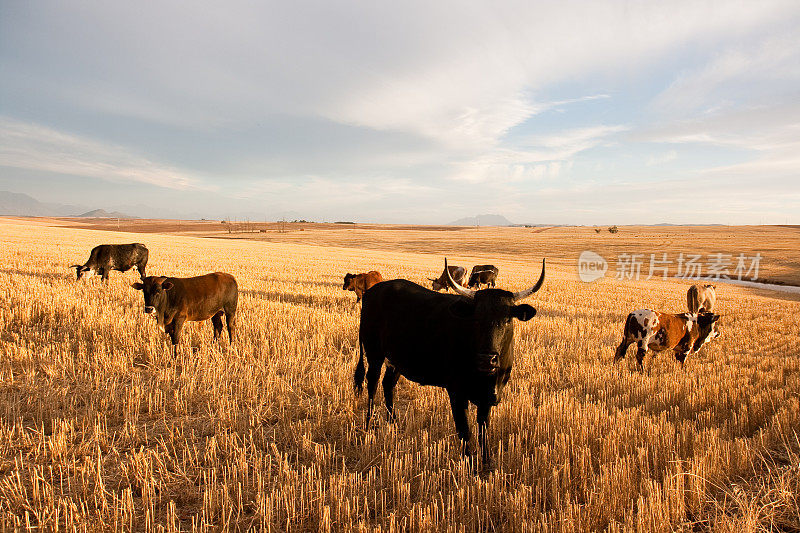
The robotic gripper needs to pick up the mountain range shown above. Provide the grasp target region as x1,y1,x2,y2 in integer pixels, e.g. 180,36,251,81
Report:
0,191,137,218
447,214,514,226
0,190,302,221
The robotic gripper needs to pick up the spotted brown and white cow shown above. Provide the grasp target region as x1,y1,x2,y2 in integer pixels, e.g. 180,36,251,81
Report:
614,309,720,370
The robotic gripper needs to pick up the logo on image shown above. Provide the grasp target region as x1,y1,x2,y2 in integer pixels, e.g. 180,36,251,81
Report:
578,251,608,282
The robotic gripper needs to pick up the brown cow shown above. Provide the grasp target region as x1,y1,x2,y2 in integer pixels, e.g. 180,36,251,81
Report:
132,272,238,356
687,284,716,314
614,309,720,370
343,271,384,302
468,265,499,289
429,265,467,291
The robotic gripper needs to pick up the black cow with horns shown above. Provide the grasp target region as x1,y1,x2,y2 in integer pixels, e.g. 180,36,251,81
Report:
354,258,545,472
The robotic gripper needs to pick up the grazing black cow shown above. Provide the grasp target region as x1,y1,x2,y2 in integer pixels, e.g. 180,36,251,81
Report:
132,272,238,357
429,265,467,292
467,265,499,289
71,243,148,282
355,258,545,471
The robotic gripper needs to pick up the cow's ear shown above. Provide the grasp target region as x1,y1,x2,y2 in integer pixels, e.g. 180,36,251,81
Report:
449,300,475,319
712,314,720,323
131,282,144,290
511,304,536,321
162,281,174,291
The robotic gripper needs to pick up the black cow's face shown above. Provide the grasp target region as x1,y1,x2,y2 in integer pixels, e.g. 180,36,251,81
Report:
131,277,173,319
74,266,89,280
343,273,355,291
693,312,721,351
451,290,537,404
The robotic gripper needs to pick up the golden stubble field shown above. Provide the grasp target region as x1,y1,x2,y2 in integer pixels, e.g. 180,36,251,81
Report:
0,218,799,531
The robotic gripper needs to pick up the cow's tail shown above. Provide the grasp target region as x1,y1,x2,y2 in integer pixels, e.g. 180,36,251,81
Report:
354,340,366,395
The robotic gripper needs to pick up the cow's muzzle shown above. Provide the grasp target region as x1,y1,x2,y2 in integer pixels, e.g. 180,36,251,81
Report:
476,353,500,375
144,306,156,314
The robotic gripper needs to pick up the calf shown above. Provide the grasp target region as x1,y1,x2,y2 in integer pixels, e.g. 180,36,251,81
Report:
687,284,716,314
429,265,467,291
614,310,720,370
343,271,384,302
71,243,148,282
132,272,238,356
468,265,498,289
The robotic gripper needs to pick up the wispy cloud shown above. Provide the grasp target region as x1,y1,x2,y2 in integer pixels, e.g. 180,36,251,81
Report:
0,118,207,190
653,33,800,115
646,150,678,166
449,125,625,183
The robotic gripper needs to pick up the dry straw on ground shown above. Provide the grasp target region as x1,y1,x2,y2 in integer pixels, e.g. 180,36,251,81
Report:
0,219,798,531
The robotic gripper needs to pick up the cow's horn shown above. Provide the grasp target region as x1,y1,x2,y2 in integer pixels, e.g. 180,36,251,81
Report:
511,259,545,301
427,277,437,282
445,258,476,298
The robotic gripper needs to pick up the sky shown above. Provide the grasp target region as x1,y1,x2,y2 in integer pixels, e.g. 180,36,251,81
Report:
1,1,799,224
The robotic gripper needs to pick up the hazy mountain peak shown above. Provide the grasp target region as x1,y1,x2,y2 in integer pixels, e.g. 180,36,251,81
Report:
447,214,513,226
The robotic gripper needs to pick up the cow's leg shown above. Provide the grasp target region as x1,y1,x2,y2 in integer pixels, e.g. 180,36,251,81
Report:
211,311,224,340
365,359,383,429
382,363,401,422
169,317,185,358
674,349,688,367
137,263,146,279
614,337,632,363
635,341,647,372
224,310,236,344
163,322,174,355
476,403,495,472
101,268,110,282
447,389,473,456
355,289,362,303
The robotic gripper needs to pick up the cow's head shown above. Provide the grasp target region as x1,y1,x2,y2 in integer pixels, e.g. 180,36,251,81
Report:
131,276,174,322
429,276,446,291
692,312,721,352
70,265,90,280
445,258,544,405
343,273,356,291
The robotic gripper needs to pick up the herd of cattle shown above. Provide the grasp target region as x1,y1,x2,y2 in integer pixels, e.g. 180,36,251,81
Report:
70,243,722,471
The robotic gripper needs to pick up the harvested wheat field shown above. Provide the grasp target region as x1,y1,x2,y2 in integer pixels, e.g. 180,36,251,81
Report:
0,218,799,531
